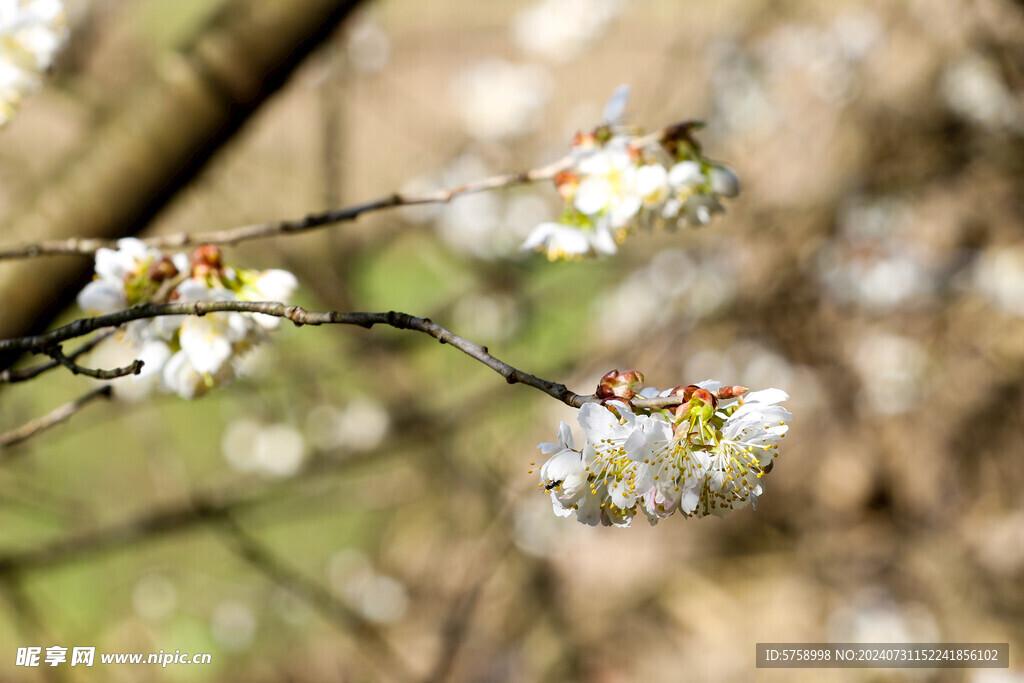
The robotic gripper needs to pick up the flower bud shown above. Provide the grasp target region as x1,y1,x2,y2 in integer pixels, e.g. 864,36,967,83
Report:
147,256,179,282
191,244,223,278
597,369,644,399
715,385,748,400
672,387,717,422
554,170,579,201
192,244,222,267
667,385,696,401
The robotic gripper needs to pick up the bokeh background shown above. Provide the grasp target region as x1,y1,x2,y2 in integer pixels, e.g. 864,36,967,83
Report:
1,0,1023,680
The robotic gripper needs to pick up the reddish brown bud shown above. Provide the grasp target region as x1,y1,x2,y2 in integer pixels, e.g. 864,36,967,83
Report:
667,385,699,401
572,131,596,148
715,385,749,400
191,244,223,269
691,388,716,406
554,170,580,201
671,387,716,421
190,244,224,279
597,369,645,400
147,256,179,282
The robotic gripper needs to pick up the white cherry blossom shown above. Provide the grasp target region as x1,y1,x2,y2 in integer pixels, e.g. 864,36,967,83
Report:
573,147,643,229
0,0,67,126
534,376,791,526
695,389,791,517
519,88,741,260
77,242,298,400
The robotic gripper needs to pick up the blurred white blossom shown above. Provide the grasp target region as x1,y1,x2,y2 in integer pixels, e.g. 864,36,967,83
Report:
512,0,625,64
327,550,407,624
132,574,177,623
708,11,882,134
852,332,928,415
345,14,389,74
817,197,938,311
827,589,939,643
433,153,555,258
451,59,551,142
972,247,1024,317
306,400,390,452
522,89,741,260
210,601,257,651
594,248,735,344
0,0,67,127
222,419,306,478
940,53,1022,132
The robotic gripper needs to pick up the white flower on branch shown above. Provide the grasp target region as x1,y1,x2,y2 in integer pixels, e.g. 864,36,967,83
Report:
534,372,791,526
77,238,185,314
522,88,741,261
77,241,298,400
0,0,67,127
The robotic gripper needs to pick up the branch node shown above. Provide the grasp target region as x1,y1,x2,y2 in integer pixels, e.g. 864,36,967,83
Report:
286,306,304,326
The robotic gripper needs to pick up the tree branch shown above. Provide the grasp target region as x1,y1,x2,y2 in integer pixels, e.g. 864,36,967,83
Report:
0,387,112,451
0,160,570,259
0,330,114,384
0,302,592,408
44,345,144,380
0,121,692,260
0,300,698,411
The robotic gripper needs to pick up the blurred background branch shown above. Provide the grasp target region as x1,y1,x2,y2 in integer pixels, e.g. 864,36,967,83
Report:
0,386,111,450
0,0,368,371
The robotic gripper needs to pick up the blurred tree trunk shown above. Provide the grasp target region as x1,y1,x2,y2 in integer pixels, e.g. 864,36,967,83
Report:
0,0,365,370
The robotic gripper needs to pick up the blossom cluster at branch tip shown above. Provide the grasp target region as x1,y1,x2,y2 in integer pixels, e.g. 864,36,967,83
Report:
531,370,791,527
0,0,67,127
76,238,298,399
521,87,740,261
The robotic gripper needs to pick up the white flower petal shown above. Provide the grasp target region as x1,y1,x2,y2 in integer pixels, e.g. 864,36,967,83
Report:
574,177,612,215
77,280,124,314
709,164,740,197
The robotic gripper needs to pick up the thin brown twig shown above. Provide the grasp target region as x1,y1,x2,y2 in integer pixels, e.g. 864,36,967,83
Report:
0,300,698,411
0,301,591,408
44,345,144,380
0,329,115,384
0,159,571,260
0,386,112,450
0,121,692,261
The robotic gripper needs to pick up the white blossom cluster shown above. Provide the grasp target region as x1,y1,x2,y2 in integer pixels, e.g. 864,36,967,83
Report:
0,0,67,127
77,238,297,399
511,0,625,64
522,96,740,260
533,371,791,526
